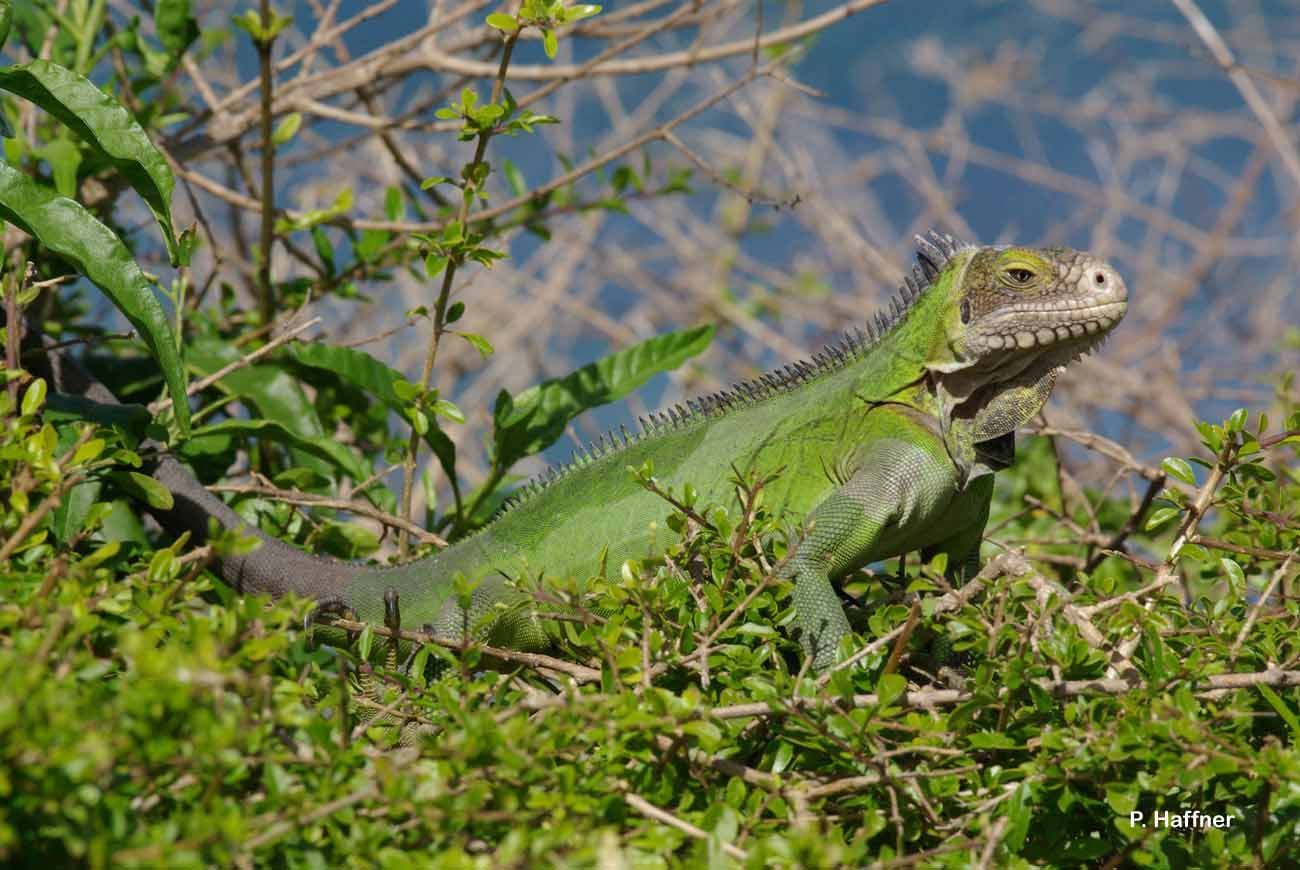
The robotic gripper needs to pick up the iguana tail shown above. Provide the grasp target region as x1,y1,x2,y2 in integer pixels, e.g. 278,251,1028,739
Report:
32,337,359,601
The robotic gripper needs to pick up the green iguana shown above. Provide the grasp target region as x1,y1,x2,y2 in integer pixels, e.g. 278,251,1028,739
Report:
39,231,1127,672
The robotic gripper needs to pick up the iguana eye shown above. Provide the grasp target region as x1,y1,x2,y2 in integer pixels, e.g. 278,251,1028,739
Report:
1004,267,1035,285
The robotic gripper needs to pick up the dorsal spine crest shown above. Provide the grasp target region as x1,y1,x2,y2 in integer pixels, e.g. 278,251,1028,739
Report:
497,229,973,514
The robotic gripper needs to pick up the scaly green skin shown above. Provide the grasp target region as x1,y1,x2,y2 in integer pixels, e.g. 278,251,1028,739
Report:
46,231,1128,672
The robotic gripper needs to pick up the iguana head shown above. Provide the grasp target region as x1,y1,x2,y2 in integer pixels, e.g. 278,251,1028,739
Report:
913,234,1127,473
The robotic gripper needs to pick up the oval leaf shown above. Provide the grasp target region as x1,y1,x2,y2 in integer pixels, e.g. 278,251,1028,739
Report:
283,340,458,489
492,325,714,469
0,59,180,263
0,163,189,434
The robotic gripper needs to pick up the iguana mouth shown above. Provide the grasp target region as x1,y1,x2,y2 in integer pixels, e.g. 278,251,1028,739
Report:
974,300,1127,353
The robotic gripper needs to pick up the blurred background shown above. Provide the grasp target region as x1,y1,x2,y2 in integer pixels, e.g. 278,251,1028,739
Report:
8,0,1300,502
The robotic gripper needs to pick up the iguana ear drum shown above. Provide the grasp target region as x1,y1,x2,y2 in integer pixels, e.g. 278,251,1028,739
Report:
960,299,971,324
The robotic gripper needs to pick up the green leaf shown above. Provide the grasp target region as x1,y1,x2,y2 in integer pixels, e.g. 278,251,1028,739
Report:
283,340,458,488
1144,506,1180,532
271,112,301,146
1161,456,1195,486
564,4,602,22
285,341,412,409
0,0,11,53
188,338,335,476
185,419,364,482
501,159,526,196
486,12,518,32
0,60,180,264
43,393,151,438
155,0,200,61
109,470,175,511
542,29,558,59
425,254,449,278
21,377,46,416
433,399,465,424
1258,684,1300,744
51,479,102,544
875,672,906,707
0,163,189,435
492,325,713,469
456,331,494,358
36,137,81,198
1003,782,1033,850
1220,557,1245,588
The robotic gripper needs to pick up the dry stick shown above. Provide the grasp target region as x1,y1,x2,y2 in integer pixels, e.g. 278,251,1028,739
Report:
208,481,446,547
321,615,602,684
702,667,1300,723
1169,0,1300,193
352,53,791,235
976,817,1011,870
422,0,890,83
880,599,921,677
194,1,492,147
148,316,321,413
1085,436,1234,630
1229,553,1296,663
622,790,749,861
241,784,381,852
1018,559,1138,678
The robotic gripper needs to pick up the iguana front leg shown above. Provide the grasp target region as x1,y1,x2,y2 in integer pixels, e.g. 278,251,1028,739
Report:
784,438,959,672
920,473,993,584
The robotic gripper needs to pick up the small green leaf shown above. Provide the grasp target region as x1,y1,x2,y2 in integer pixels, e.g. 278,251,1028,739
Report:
425,254,449,277
456,331,494,358
271,112,301,146
446,301,465,324
564,4,601,22
501,159,526,195
486,12,518,31
1220,557,1245,587
542,29,558,59
111,470,175,511
1258,684,1300,743
20,377,46,416
51,480,102,544
1144,506,1180,532
433,399,465,424
155,0,200,61
0,0,11,52
875,672,906,707
1161,456,1195,485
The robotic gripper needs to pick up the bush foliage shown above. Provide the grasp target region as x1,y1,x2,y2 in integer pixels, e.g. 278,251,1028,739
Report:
1,1,1299,866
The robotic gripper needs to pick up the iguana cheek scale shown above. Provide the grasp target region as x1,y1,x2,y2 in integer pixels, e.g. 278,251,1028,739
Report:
43,230,1127,672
